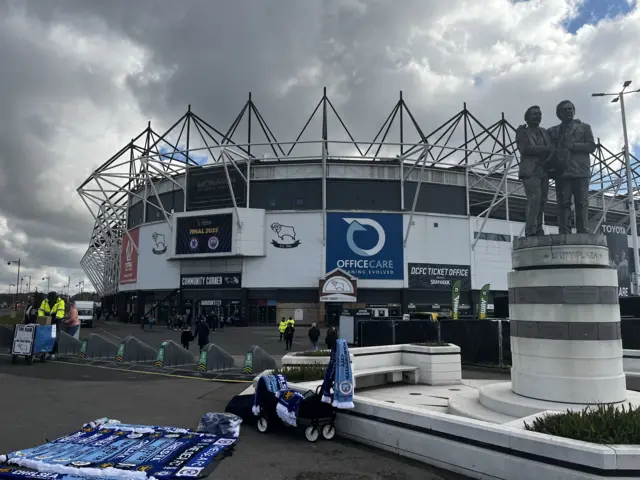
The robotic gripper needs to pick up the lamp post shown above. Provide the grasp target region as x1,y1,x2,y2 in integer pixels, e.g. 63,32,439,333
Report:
7,259,20,310
76,281,85,294
22,276,31,294
42,276,50,292
592,81,640,294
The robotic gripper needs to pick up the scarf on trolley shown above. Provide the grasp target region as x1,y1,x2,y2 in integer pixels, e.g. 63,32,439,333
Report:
320,339,355,409
275,389,305,427
252,374,287,416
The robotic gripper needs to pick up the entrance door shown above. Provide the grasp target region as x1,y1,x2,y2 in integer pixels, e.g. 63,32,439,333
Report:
325,303,343,327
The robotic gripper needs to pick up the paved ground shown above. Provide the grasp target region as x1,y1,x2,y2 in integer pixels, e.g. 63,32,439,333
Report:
85,321,326,365
0,354,465,480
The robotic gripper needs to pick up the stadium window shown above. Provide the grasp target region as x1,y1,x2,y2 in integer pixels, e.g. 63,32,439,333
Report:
473,231,511,242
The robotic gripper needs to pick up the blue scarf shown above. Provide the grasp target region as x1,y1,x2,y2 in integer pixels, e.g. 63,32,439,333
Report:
252,374,287,416
321,339,355,409
275,389,305,427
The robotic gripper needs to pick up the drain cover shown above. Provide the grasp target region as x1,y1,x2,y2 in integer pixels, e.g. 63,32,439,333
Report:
449,388,461,391
409,393,422,396
386,400,395,403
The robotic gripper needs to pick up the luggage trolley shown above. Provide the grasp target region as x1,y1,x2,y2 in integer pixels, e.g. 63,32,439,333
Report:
10,323,56,364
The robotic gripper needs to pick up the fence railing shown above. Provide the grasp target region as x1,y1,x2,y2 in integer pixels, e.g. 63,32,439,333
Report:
357,319,640,367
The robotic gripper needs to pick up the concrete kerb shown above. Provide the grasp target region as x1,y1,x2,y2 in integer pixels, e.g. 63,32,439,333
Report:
115,335,158,363
78,334,119,359
58,331,83,355
242,345,276,374
153,340,196,368
197,343,234,372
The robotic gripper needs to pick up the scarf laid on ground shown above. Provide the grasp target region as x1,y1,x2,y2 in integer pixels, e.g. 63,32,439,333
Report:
275,389,305,427
321,338,355,409
196,412,243,438
252,374,287,416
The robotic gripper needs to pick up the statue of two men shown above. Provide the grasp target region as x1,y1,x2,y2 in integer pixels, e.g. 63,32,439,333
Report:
515,100,596,236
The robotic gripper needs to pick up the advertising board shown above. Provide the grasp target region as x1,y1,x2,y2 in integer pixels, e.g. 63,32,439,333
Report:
186,164,247,211
408,263,471,290
601,223,631,296
119,227,139,284
326,213,404,280
174,213,234,257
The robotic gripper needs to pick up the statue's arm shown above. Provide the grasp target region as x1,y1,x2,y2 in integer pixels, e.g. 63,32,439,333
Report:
572,124,596,154
516,128,549,156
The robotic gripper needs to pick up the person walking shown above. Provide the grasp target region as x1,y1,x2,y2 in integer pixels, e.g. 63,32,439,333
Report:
181,325,194,350
284,322,294,351
278,317,287,342
195,318,210,352
308,323,320,351
64,300,80,338
325,326,338,351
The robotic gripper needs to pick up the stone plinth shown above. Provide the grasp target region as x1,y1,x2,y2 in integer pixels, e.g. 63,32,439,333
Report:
509,234,626,404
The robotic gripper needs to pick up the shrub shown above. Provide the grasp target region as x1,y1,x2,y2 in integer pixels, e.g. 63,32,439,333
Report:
524,403,640,444
292,349,332,357
412,342,450,347
273,365,327,383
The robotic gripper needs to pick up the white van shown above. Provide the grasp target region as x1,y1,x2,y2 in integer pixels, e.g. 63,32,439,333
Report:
74,301,95,328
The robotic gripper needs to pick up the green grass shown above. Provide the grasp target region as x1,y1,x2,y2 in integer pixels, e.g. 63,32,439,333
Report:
412,342,450,347
0,310,23,326
524,403,640,444
273,365,327,383
292,349,332,357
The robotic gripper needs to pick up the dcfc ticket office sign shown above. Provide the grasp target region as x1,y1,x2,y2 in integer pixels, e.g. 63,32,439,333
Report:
326,213,404,280
408,263,471,290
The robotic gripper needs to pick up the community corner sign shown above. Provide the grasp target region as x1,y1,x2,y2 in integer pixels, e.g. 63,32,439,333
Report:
408,263,471,290
325,213,404,280
180,273,242,289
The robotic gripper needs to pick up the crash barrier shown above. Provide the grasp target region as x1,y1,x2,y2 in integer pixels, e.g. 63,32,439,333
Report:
0,325,13,348
197,343,234,372
58,331,83,355
115,335,158,363
357,319,512,367
242,345,276,374
153,340,196,368
78,334,119,359
357,318,640,366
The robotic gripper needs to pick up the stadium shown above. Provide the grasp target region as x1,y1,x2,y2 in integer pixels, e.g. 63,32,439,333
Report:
77,89,639,326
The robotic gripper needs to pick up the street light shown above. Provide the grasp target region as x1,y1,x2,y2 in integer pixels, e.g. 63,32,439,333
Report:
9,284,15,308
76,280,85,294
7,259,20,310
42,276,50,292
592,81,640,294
22,275,31,294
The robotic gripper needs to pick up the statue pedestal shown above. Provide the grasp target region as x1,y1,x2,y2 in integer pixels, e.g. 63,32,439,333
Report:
509,234,626,404
447,234,640,423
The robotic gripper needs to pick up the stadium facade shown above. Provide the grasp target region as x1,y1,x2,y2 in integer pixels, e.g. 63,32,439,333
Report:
78,90,640,325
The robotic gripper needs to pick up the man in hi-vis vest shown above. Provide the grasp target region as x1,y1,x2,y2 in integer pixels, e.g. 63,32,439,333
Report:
38,291,65,359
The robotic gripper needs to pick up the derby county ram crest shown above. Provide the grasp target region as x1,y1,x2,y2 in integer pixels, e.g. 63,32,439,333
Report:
270,222,301,248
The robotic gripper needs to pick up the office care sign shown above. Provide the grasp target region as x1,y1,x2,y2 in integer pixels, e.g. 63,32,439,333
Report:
409,263,471,290
326,213,404,280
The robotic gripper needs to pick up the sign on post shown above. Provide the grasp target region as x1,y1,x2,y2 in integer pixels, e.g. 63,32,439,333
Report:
12,324,35,356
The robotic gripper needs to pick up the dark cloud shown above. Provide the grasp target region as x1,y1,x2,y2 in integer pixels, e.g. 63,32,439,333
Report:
1,0,639,292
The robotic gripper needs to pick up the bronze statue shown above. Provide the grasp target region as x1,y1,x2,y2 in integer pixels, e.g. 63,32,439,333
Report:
516,106,551,236
548,100,596,234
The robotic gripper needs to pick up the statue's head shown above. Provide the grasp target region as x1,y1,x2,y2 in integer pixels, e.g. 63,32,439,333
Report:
556,100,575,122
524,106,542,127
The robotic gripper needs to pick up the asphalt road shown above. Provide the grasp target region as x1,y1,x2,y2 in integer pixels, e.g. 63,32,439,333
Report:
84,321,326,365
0,355,465,480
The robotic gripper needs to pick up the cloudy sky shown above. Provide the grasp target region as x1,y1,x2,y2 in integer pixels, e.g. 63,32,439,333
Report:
0,0,639,295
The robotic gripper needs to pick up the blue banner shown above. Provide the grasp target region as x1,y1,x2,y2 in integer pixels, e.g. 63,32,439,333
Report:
0,422,237,480
326,213,404,280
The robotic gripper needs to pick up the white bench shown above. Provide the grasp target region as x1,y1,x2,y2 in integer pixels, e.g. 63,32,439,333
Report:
354,365,419,388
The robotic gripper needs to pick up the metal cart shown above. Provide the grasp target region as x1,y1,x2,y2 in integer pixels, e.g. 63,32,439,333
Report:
10,323,56,364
